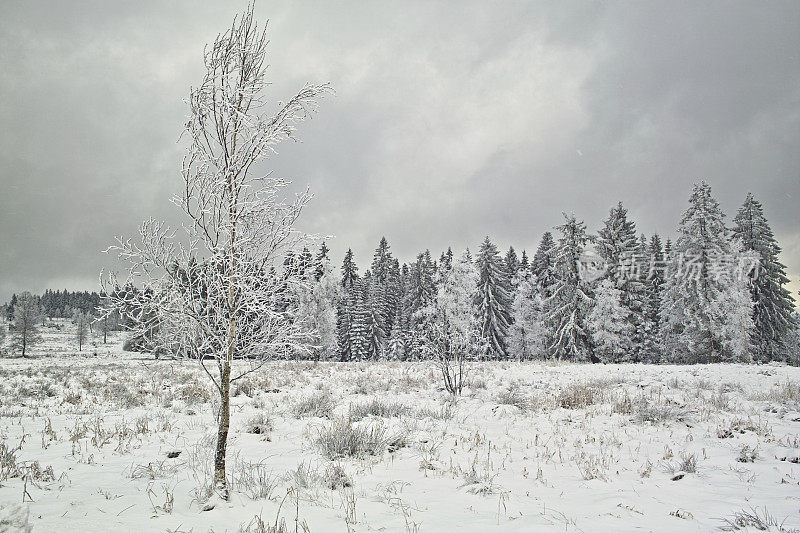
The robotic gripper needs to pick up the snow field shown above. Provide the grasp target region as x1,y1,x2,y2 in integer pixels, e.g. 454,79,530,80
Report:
0,332,798,532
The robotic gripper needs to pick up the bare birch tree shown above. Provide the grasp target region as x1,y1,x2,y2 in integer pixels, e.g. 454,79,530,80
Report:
101,5,331,501
11,292,43,358
74,310,89,352
416,252,484,395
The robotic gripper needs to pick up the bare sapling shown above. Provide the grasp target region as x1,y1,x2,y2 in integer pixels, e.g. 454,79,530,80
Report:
101,4,331,501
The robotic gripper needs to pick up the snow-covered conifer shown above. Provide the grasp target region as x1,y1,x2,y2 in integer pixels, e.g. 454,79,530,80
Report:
660,182,754,362
640,234,665,362
586,279,633,362
505,246,520,284
508,277,547,360
295,258,340,360
314,241,330,281
596,202,646,359
545,215,593,361
733,193,797,361
531,232,556,298
475,237,513,358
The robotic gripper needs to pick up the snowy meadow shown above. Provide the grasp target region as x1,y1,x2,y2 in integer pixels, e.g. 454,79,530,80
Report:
2,3,800,533
0,322,799,532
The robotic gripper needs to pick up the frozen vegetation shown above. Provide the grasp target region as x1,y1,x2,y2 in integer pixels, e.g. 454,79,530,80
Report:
1,6,798,533
0,322,799,532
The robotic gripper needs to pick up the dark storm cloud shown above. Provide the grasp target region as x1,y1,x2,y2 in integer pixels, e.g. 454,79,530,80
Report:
1,1,798,303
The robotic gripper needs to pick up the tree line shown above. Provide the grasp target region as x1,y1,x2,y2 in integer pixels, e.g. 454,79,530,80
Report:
321,182,797,365
1,182,796,364
0,290,123,357
2,289,102,321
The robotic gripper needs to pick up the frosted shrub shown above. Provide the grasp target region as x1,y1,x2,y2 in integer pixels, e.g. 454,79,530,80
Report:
557,382,604,409
313,419,404,460
349,398,407,420
292,391,335,419
245,413,273,435
495,382,529,411
323,463,352,490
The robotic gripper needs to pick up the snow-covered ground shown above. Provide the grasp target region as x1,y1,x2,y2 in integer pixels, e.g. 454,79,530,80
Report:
1,321,799,532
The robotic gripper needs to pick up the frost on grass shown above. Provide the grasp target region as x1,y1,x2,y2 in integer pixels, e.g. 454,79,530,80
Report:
313,418,407,460
2,352,800,532
348,398,407,420
0,502,32,533
245,412,274,436
292,391,335,419
719,507,799,532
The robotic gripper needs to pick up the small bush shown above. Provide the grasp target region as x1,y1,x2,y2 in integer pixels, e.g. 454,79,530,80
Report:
751,380,800,403
736,445,758,463
635,402,676,424
232,379,256,398
495,383,529,411
292,391,334,419
323,463,352,490
290,461,320,489
313,419,401,460
349,398,406,420
246,413,273,435
557,382,603,409
665,452,698,475
234,461,280,500
719,507,798,532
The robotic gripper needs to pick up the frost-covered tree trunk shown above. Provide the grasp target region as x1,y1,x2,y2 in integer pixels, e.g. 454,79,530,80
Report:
74,310,89,352
102,5,330,501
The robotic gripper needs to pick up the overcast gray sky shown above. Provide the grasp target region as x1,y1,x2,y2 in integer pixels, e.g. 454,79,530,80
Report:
1,0,798,304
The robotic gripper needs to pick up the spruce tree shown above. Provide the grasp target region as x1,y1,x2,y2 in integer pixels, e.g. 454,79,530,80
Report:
364,271,385,359
531,232,556,298
586,279,633,363
404,251,437,358
297,248,314,278
475,237,512,358
733,193,797,361
520,250,530,274
596,202,646,360
508,277,546,360
341,249,359,289
641,234,665,362
545,215,593,361
337,250,359,361
314,241,330,281
505,246,520,283
660,182,754,362
440,248,454,272
369,238,394,345
348,279,371,360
